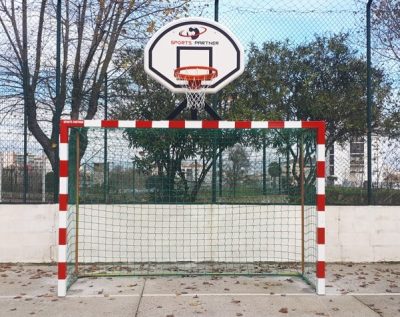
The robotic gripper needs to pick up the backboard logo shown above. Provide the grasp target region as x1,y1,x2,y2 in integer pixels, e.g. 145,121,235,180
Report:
178,26,207,40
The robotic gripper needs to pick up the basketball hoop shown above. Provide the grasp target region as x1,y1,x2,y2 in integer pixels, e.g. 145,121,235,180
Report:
174,66,218,110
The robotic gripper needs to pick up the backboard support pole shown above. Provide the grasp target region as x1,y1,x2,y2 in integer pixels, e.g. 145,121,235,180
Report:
167,99,221,120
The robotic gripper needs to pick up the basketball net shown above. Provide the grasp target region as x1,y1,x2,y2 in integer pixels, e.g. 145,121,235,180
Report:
174,66,218,111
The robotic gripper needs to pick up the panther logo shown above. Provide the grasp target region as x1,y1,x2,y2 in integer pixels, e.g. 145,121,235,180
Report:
178,26,207,40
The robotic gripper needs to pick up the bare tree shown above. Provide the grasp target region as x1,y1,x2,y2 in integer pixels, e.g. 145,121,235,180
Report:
372,0,400,63
0,0,189,172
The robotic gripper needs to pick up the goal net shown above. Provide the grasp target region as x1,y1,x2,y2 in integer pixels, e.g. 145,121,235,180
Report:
58,120,325,296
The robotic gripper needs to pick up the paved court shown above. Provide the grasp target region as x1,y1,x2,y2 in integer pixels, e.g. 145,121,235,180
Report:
0,263,399,316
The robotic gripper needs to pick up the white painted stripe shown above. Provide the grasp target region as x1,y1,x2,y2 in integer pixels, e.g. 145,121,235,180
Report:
3,292,400,299
142,293,316,297
59,177,68,195
84,120,101,127
317,144,325,161
59,211,67,228
219,121,235,129
59,144,68,161
317,278,325,295
118,120,136,128
58,245,67,262
317,211,325,228
152,121,169,128
251,121,268,129
2,292,399,299
284,121,302,128
185,121,202,129
58,279,67,297
317,178,325,195
318,244,325,261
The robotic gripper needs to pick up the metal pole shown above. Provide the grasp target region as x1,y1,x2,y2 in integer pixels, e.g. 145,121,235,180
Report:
132,161,135,201
300,134,305,275
83,164,86,201
278,157,281,194
214,0,219,22
262,134,267,195
75,132,80,275
103,73,108,203
42,152,46,202
54,0,62,203
212,136,217,203
214,0,221,197
0,155,2,202
22,0,28,203
366,0,373,204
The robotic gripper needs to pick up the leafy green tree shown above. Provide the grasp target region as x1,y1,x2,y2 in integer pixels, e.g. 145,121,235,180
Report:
224,145,250,198
268,161,282,189
228,34,392,187
125,129,243,202
371,0,400,139
232,34,391,150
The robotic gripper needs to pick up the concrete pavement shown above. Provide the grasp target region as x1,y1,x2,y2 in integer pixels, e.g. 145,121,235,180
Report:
0,263,399,316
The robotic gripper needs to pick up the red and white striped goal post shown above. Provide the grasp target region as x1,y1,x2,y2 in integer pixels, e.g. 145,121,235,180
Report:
58,120,326,296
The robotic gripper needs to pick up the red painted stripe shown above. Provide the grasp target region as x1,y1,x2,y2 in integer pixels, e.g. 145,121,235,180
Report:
301,121,325,144
59,228,67,245
202,120,219,129
101,120,118,128
268,121,284,128
317,227,325,244
59,194,68,211
136,120,152,128
317,194,326,211
316,261,325,278
62,120,84,128
316,161,325,178
60,124,69,143
235,121,251,129
59,160,68,177
58,262,67,279
169,120,185,129
317,124,325,144
301,121,315,129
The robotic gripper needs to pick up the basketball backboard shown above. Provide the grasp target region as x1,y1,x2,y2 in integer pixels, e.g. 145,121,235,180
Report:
144,17,244,94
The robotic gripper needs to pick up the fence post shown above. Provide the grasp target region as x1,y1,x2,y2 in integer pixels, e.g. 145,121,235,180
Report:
54,0,62,203
0,155,2,202
22,0,29,203
42,152,46,202
103,73,109,203
366,0,373,204
214,0,219,21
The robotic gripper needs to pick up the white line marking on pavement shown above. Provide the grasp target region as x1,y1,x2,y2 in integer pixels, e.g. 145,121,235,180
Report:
1,292,400,299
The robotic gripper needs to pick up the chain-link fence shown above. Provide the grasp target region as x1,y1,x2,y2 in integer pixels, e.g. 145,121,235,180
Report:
0,0,399,205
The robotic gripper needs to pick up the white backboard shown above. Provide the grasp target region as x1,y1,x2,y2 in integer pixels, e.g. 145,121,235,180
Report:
144,17,244,94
